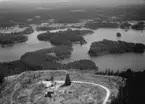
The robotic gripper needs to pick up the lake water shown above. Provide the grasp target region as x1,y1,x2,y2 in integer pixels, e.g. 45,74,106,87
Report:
61,28,145,72
0,30,53,61
0,28,145,72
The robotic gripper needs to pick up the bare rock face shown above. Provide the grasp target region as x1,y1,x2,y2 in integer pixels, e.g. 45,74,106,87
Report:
0,70,124,104
88,39,145,56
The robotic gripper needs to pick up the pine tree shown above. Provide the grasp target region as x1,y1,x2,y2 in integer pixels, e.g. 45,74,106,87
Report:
0,72,4,84
50,75,54,82
50,75,56,87
61,74,71,87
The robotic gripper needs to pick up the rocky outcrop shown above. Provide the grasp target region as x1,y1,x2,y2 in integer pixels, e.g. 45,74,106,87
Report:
88,39,145,56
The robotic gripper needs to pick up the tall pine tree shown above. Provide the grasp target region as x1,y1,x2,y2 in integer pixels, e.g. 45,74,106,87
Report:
61,74,71,87
0,72,4,84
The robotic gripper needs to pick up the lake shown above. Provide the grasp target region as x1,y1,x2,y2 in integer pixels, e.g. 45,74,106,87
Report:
0,27,145,72
61,28,145,72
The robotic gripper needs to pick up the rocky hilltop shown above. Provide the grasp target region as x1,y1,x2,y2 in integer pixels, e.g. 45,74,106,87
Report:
0,70,124,104
88,39,145,56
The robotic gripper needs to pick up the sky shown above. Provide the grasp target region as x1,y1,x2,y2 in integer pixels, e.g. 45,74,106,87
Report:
0,0,144,4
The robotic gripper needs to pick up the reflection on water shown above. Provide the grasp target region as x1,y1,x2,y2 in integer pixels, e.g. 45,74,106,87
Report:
0,28,145,71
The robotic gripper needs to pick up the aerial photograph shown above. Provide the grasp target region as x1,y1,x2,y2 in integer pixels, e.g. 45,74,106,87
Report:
0,0,145,104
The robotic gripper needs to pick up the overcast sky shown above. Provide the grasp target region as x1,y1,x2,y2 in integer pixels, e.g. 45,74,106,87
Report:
0,0,144,4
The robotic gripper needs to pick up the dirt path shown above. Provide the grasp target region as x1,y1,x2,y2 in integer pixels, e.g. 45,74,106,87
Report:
72,81,111,104
6,70,111,104
51,80,111,104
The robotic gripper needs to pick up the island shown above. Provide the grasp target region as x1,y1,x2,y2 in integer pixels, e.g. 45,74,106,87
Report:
64,59,98,71
120,22,131,29
0,27,34,47
20,45,73,70
37,29,93,45
116,32,121,37
20,45,98,71
84,21,118,29
0,33,28,47
36,26,57,31
0,44,98,77
20,27,34,35
37,31,57,41
88,39,145,56
131,22,145,30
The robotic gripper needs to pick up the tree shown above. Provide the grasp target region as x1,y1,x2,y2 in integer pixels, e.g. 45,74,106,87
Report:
133,43,145,53
61,74,71,87
0,72,4,84
50,75,54,82
116,32,121,37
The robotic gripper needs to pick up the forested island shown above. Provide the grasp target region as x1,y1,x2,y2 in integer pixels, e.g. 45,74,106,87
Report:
0,45,98,77
0,27,34,47
37,29,93,45
131,22,145,30
0,34,28,47
36,26,57,31
120,21,145,30
88,39,145,56
84,21,119,29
